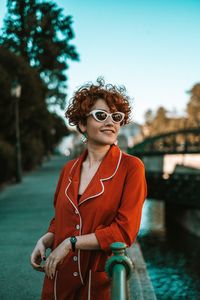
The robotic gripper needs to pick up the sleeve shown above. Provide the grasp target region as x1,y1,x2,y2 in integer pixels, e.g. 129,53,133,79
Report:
47,167,65,233
95,159,147,252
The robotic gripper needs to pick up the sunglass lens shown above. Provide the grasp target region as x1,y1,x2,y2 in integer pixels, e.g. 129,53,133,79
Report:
112,113,123,123
95,111,107,121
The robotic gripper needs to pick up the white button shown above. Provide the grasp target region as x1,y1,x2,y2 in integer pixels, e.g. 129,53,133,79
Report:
73,272,78,276
75,210,79,214
73,256,78,262
76,224,80,230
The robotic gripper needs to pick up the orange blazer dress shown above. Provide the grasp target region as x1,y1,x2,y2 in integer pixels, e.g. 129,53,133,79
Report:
41,144,147,300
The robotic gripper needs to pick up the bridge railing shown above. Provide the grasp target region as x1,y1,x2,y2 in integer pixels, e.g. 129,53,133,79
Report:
105,242,134,300
128,127,200,156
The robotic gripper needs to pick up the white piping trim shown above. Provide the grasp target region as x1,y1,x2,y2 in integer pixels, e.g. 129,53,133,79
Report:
79,150,122,205
54,270,58,300
65,180,84,285
69,158,79,175
64,149,122,288
78,212,84,285
88,269,92,300
65,178,77,212
78,249,84,285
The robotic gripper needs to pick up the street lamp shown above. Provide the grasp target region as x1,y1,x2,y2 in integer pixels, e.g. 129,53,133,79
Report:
11,80,22,183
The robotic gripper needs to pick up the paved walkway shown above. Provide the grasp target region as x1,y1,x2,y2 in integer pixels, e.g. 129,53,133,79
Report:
0,155,68,300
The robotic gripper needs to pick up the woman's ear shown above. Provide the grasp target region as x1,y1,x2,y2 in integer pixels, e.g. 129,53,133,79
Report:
78,122,86,134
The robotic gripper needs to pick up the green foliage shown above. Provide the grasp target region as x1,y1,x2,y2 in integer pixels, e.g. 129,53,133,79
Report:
0,46,46,141
48,112,68,149
0,141,15,182
0,0,78,182
21,138,44,170
1,0,79,109
0,47,70,183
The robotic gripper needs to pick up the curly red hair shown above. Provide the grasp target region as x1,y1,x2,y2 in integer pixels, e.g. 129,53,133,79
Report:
65,77,132,133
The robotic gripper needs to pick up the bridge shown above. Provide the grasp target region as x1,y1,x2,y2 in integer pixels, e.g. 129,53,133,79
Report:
128,128,200,209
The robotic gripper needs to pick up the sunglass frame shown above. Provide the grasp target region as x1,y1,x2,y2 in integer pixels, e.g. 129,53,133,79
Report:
87,110,125,124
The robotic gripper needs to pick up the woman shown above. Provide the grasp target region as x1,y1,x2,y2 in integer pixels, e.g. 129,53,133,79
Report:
31,78,147,300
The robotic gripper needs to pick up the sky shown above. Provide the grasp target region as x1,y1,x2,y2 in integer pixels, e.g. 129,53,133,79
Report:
0,0,200,124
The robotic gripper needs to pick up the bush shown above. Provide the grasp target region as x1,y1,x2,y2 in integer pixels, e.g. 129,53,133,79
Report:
0,141,15,182
22,138,44,170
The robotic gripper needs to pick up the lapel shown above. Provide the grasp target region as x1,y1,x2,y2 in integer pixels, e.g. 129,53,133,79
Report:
65,145,122,208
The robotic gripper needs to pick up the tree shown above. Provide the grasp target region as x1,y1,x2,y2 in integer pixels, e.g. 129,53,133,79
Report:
156,107,167,120
145,106,169,136
144,109,154,126
187,83,200,127
0,46,69,181
0,0,79,109
0,46,45,142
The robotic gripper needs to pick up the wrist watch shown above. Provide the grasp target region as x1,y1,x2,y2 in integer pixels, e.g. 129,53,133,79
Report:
70,236,77,252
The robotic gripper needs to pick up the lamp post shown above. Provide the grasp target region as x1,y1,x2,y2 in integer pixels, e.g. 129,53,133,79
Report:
11,81,22,183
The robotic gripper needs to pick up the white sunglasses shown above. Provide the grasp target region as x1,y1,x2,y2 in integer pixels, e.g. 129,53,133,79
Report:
87,109,125,124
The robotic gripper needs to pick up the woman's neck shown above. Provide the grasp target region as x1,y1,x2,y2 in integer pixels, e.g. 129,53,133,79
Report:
85,144,111,167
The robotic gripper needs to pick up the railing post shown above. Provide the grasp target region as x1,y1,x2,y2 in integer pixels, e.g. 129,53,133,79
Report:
105,242,134,300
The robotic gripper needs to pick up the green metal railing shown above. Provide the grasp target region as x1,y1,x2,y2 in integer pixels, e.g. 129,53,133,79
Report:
105,242,134,300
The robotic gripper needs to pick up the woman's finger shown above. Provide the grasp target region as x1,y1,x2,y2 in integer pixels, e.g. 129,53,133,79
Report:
39,248,46,261
30,252,41,268
50,260,58,279
49,258,57,279
46,258,52,279
31,258,44,272
44,258,49,277
45,256,53,279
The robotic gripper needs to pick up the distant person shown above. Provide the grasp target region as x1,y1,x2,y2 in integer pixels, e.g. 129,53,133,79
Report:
30,78,147,300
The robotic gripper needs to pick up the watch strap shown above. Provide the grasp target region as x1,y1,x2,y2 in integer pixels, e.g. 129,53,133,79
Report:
70,236,77,252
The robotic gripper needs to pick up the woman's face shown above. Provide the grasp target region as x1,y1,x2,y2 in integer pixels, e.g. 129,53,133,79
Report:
79,99,121,146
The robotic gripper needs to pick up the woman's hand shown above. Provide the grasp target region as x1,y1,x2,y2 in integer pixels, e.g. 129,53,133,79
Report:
30,239,46,272
44,238,71,279
30,232,54,272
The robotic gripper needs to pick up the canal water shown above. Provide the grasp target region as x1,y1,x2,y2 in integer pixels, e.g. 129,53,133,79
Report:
138,199,200,300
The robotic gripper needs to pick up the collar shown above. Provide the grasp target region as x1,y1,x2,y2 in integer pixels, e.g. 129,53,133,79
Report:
65,144,122,207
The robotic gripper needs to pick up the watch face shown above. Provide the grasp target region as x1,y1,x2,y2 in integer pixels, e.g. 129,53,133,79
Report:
70,236,77,252
71,236,77,243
